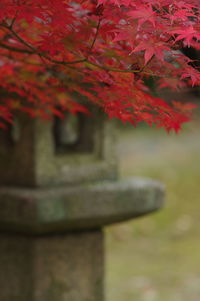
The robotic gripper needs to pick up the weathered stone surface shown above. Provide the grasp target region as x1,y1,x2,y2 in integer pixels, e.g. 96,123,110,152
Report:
0,230,104,301
0,177,164,234
0,112,117,187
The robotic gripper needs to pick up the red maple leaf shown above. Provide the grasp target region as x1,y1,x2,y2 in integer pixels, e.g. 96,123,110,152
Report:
172,26,200,47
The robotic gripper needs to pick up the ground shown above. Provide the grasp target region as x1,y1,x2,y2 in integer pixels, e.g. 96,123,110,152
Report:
106,113,200,301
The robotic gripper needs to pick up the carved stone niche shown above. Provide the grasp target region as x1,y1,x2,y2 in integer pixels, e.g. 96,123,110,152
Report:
0,107,117,187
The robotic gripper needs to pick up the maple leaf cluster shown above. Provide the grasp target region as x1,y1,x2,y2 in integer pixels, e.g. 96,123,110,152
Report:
0,0,200,131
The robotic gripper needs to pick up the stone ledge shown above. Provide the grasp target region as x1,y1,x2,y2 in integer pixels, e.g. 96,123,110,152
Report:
0,177,164,234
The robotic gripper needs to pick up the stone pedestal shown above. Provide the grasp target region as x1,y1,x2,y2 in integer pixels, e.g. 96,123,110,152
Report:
0,231,103,301
0,111,164,301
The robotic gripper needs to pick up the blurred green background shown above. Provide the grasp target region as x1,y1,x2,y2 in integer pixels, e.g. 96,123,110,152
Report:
105,116,200,301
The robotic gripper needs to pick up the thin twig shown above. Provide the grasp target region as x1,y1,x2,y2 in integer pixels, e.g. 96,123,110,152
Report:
85,60,170,78
9,12,19,29
86,17,101,58
0,24,87,65
0,42,34,54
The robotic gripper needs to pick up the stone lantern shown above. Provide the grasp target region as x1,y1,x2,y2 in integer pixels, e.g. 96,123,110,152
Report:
0,107,164,301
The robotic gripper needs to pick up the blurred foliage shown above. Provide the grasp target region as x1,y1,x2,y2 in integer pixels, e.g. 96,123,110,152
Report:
106,119,200,301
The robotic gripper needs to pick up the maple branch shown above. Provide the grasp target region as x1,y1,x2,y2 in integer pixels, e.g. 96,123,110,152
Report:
9,12,19,30
138,55,155,73
0,23,178,80
87,18,101,58
85,60,141,73
0,42,34,54
46,57,87,65
5,26,36,52
0,24,87,65
0,21,154,74
85,60,170,78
